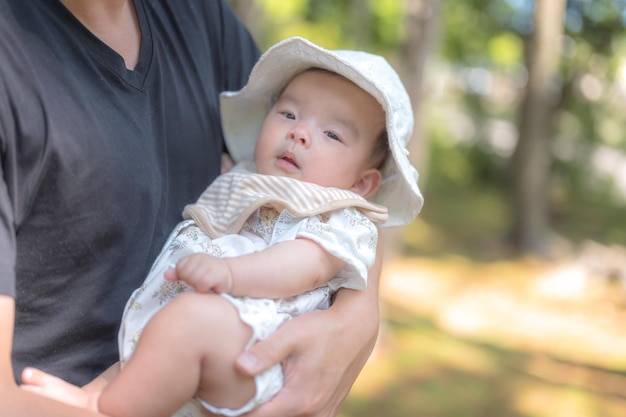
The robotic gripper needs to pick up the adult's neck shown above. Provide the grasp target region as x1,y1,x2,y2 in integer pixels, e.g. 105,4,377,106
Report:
60,0,141,70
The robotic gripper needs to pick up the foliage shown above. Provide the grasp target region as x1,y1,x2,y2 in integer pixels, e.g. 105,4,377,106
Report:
427,0,626,253
245,0,405,51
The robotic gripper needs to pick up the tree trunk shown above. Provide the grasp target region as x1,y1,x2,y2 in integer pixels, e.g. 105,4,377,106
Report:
349,0,371,49
510,0,566,256
385,0,439,259
403,0,438,176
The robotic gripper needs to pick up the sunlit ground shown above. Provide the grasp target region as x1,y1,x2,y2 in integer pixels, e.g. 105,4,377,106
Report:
340,256,626,417
339,179,626,417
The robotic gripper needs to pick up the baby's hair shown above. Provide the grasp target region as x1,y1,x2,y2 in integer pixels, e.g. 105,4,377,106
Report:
276,67,390,170
371,129,389,170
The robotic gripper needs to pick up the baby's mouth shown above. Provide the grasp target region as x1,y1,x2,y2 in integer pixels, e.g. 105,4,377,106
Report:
278,152,299,169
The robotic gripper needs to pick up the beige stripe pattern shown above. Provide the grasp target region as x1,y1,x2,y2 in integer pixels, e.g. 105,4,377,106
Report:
183,170,388,239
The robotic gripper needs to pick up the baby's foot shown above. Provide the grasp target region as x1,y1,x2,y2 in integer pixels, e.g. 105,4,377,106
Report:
21,367,96,411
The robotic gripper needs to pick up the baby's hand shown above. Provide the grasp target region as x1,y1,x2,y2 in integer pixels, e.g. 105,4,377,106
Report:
20,367,99,411
164,254,233,294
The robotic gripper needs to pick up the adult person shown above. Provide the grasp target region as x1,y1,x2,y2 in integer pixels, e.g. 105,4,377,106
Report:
0,1,382,416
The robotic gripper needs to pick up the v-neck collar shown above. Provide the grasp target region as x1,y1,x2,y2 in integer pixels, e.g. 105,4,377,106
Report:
56,0,153,90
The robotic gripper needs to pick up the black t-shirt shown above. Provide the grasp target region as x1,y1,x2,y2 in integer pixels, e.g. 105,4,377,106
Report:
0,0,259,385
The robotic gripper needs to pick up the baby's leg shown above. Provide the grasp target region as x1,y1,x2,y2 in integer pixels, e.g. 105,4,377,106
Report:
99,292,255,417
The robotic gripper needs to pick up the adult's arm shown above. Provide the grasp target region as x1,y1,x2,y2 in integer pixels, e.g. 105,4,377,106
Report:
238,232,384,417
0,296,108,417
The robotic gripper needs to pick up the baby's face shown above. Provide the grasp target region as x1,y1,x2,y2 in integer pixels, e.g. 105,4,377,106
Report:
253,70,385,194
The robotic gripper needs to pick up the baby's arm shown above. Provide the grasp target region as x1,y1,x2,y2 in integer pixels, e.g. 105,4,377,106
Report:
166,238,345,299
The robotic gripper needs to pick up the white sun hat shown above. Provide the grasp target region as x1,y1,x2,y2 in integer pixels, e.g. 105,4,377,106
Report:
220,36,423,227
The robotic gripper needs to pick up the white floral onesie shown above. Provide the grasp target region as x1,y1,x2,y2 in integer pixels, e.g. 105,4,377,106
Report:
117,163,388,417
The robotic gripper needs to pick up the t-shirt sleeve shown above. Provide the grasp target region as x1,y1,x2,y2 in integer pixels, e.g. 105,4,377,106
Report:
0,102,17,297
0,28,21,297
214,0,260,92
0,168,16,297
295,208,378,291
202,0,260,156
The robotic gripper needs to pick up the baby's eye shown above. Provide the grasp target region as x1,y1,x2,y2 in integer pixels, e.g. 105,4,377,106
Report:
325,131,341,141
280,111,296,120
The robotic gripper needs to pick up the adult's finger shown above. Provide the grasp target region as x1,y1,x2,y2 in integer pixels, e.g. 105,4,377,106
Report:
235,322,300,376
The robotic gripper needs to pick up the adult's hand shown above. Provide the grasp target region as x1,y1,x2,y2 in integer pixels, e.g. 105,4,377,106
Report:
238,238,383,417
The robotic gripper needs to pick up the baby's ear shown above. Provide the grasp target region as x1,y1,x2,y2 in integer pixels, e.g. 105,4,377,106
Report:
350,168,382,198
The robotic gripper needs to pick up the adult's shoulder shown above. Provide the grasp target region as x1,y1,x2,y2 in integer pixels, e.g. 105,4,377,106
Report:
146,0,259,56
147,0,260,90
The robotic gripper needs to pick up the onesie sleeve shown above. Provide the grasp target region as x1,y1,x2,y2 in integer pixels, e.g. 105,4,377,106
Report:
295,208,379,291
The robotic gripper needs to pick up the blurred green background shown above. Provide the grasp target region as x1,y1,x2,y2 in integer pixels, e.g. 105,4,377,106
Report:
229,1,626,415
